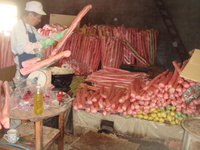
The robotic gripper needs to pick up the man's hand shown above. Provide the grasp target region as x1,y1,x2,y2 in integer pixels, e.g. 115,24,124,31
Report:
39,38,55,48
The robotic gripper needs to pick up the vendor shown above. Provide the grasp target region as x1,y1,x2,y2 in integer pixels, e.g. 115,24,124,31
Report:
11,1,67,84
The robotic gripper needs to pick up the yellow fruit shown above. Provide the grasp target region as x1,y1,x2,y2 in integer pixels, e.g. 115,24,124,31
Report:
153,110,158,113
142,112,147,116
157,112,162,118
137,111,143,115
167,115,172,122
171,106,176,111
170,111,175,117
137,115,143,119
161,111,167,118
151,113,157,118
154,117,159,121
148,116,153,120
175,119,180,125
170,121,176,125
171,116,175,121
159,118,165,123
143,115,148,120
150,108,156,112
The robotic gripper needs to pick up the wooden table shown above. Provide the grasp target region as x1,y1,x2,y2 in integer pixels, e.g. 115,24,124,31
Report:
9,103,72,150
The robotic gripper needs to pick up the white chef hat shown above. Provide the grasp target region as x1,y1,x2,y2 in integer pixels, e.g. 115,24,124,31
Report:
25,1,46,15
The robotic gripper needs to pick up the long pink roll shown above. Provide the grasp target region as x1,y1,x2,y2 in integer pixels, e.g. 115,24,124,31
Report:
50,4,93,57
22,57,41,68
0,80,3,129
1,81,10,129
20,50,71,75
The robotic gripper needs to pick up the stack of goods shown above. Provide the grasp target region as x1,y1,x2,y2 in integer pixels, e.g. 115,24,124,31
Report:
38,24,200,126
72,60,200,125
37,24,158,76
61,24,158,74
38,24,68,37
0,31,15,68
60,33,101,75
81,25,158,67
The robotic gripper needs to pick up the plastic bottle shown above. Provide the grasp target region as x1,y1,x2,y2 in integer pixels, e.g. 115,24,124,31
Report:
33,85,44,115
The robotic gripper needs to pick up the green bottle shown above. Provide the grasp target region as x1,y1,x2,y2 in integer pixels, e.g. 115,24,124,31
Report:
33,85,44,115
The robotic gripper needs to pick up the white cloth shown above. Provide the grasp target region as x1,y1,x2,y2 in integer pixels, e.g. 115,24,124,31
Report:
10,19,47,81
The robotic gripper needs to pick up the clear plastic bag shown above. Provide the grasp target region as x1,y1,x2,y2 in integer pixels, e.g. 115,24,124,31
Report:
11,79,56,111
11,79,34,112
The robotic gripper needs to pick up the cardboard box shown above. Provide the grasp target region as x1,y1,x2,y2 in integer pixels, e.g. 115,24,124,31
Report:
0,65,16,81
50,14,85,30
180,49,200,82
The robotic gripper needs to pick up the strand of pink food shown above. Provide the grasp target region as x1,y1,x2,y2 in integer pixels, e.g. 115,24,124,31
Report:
50,4,93,57
20,50,71,76
172,61,181,74
0,80,2,129
1,81,10,129
22,57,41,68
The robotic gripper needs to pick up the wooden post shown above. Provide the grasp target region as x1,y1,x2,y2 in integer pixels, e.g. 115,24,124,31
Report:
35,121,43,150
58,112,65,150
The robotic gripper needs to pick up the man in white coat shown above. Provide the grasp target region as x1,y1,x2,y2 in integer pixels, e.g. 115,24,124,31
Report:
11,1,55,84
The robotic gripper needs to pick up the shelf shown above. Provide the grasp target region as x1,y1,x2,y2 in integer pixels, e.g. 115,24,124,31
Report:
1,122,60,150
19,122,60,149
0,103,72,150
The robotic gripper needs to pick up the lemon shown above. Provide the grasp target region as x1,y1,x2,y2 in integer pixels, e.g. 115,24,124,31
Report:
167,115,172,122
170,111,175,117
143,115,148,120
171,105,176,111
137,115,143,119
157,112,162,118
137,111,143,115
148,116,153,120
151,113,157,118
142,112,147,116
175,119,180,125
150,108,156,112
170,121,176,125
161,111,167,118
159,118,165,123
153,110,158,113
160,107,165,111
154,117,159,121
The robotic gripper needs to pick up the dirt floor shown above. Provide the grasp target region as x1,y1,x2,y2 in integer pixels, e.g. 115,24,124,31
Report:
65,131,140,150
62,126,181,150
0,125,182,150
